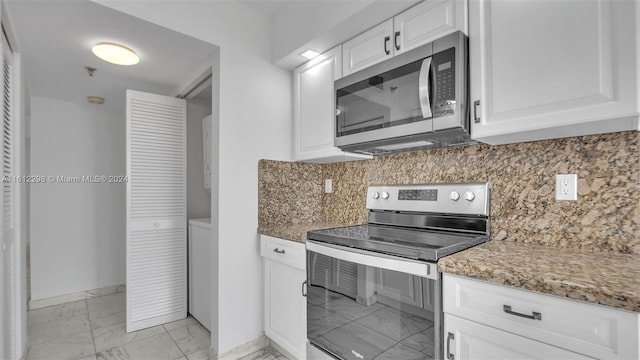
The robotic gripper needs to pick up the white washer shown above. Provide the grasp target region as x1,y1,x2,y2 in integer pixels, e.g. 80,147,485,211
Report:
188,218,211,330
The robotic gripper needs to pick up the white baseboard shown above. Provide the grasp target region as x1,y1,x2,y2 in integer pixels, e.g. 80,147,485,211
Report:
29,284,125,310
212,335,270,360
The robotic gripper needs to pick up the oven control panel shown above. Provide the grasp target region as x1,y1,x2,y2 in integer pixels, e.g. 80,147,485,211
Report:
367,183,490,216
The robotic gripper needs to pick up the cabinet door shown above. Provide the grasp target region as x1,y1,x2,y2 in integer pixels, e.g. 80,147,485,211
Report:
444,314,594,360
470,0,638,145
264,259,306,360
393,0,467,55
342,19,394,76
293,46,371,163
376,269,423,308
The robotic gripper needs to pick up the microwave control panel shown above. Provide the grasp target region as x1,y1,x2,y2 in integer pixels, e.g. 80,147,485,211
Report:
432,47,456,118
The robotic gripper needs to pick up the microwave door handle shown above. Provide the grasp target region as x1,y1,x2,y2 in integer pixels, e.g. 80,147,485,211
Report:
419,57,433,119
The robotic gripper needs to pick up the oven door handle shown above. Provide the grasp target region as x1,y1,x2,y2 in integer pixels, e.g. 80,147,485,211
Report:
306,240,436,279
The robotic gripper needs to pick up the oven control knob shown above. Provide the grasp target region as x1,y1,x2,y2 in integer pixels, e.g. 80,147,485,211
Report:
372,191,380,199
449,191,460,201
381,191,390,200
464,191,476,201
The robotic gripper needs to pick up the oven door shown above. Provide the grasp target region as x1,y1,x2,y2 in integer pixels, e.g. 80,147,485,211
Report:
306,241,441,360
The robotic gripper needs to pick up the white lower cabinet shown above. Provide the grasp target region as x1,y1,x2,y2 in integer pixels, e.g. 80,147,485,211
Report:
443,274,640,360
444,314,593,360
261,236,306,359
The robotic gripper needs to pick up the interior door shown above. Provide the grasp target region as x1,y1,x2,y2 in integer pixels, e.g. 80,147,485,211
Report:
1,30,15,360
126,90,187,332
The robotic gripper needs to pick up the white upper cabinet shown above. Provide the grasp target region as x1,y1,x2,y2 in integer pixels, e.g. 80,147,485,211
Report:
293,46,371,163
393,0,467,55
343,0,468,76
470,0,639,145
342,19,394,77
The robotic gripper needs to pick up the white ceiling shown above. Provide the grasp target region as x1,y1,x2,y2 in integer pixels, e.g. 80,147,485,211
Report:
236,0,290,17
6,0,216,108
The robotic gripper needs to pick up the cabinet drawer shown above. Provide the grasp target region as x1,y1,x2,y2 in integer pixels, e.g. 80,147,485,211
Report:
444,314,593,360
260,235,305,270
443,274,639,360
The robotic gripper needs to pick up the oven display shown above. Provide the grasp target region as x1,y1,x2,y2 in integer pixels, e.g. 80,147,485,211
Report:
398,189,438,201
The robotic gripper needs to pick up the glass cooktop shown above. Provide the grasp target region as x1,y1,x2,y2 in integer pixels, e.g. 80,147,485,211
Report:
307,224,489,262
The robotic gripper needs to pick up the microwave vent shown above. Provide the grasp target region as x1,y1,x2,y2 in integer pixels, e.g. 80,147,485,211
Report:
374,141,434,151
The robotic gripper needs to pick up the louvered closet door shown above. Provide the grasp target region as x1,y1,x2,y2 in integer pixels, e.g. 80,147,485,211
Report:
126,90,187,332
0,31,14,360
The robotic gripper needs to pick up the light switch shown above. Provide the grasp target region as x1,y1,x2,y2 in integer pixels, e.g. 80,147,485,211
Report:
325,179,332,193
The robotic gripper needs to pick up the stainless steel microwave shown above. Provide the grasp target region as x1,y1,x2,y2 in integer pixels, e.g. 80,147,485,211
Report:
335,31,473,155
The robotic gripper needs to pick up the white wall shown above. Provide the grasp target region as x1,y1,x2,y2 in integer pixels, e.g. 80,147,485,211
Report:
30,96,126,300
93,1,293,355
186,97,211,219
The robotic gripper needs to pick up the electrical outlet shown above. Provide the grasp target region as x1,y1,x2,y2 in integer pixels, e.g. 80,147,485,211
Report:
325,179,333,193
556,174,577,201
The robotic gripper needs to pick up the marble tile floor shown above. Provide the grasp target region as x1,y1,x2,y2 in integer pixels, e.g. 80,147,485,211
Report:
26,293,286,360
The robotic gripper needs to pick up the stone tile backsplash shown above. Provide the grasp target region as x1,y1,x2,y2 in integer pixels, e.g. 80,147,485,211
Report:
258,160,323,226
259,131,639,254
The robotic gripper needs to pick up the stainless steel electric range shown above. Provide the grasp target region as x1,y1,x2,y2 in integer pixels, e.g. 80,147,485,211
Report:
305,183,491,360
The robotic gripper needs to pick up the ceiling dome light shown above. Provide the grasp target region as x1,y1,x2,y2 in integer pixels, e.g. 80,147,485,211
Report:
92,42,139,65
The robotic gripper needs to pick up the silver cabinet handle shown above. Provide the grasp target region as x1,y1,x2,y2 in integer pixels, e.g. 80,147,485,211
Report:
473,100,481,123
419,57,433,119
273,248,285,254
384,36,391,55
302,280,307,297
394,31,401,51
503,305,542,320
446,332,455,360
